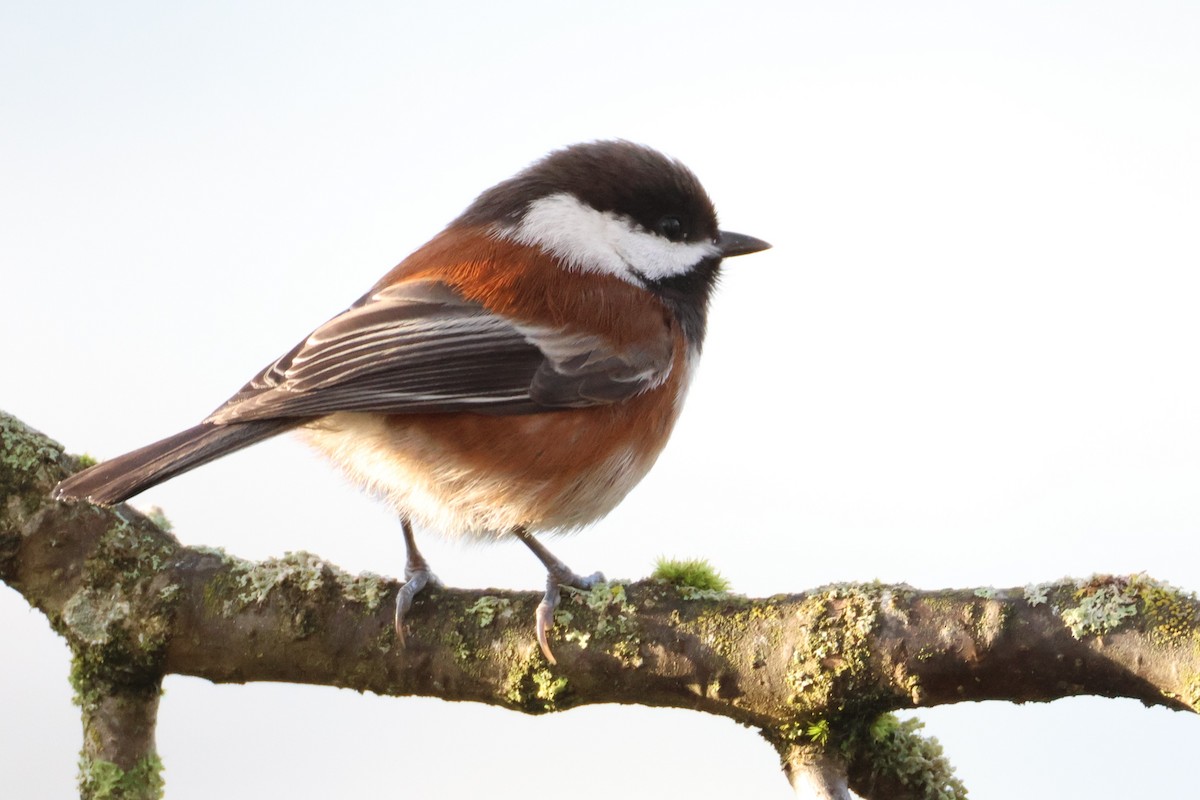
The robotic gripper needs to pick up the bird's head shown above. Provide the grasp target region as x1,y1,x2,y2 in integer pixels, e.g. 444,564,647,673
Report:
456,140,770,343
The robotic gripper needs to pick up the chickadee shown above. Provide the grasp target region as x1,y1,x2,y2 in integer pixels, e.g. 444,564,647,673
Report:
54,140,771,662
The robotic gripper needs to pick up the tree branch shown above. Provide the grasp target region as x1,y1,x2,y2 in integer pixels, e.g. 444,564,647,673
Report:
3,410,1198,798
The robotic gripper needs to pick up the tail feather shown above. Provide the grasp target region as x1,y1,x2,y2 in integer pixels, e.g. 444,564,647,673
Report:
53,419,299,505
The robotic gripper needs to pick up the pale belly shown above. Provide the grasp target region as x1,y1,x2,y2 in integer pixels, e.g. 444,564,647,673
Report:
300,407,670,540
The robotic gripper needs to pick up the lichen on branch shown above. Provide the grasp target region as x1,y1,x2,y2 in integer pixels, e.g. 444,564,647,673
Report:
4,409,1200,799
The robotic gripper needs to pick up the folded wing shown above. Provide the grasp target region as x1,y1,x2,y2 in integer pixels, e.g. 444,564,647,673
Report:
208,280,672,423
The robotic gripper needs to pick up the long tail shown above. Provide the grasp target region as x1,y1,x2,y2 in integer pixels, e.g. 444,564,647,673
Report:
53,419,299,505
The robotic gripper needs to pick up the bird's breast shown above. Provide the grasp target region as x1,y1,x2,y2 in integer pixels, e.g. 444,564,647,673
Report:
303,228,701,538
300,344,695,540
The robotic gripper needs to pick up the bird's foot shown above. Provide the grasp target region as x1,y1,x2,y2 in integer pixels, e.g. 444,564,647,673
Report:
394,516,442,646
394,565,441,646
535,567,605,664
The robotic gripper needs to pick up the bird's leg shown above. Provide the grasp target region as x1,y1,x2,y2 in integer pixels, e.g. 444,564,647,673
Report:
394,516,439,644
513,526,604,664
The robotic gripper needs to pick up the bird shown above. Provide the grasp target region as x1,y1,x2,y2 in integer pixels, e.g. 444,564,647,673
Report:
53,140,771,662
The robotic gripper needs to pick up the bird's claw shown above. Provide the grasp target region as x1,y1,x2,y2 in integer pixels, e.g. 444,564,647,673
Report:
394,568,436,646
535,570,605,664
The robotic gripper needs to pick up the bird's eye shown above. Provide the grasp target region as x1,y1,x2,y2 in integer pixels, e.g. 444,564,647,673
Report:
656,215,685,242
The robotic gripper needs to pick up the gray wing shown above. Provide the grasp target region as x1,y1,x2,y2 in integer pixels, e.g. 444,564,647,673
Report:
206,280,672,423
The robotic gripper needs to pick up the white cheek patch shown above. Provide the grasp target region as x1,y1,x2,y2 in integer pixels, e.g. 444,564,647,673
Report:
500,193,718,283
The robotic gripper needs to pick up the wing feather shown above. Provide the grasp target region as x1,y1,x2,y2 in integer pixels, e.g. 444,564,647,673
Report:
206,280,671,423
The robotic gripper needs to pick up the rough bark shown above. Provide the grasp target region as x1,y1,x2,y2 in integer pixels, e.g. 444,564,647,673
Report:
3,410,1198,798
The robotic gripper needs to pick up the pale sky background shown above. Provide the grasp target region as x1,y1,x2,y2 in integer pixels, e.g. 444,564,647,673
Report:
3,2,1199,797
